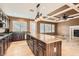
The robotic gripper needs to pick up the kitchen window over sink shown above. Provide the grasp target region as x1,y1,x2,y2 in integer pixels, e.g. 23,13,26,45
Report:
12,21,27,32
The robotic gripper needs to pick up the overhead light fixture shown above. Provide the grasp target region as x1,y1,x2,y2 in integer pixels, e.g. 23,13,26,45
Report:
36,4,40,8
54,13,79,20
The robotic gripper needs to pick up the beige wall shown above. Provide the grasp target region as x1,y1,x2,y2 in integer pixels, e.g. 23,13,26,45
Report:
8,16,31,32
57,18,79,36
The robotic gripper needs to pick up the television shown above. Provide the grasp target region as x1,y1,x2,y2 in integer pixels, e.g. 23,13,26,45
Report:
74,30,79,37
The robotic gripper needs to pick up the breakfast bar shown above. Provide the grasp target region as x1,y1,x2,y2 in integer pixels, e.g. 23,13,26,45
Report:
27,33,62,56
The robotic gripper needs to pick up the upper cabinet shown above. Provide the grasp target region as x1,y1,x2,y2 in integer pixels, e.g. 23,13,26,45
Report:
0,8,9,28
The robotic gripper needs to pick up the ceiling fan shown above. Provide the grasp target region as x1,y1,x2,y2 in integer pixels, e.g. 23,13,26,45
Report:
55,13,79,20
30,3,54,20
35,4,51,19
35,3,41,19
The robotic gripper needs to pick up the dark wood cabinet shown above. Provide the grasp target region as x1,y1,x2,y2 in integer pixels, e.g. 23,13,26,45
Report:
37,46,45,56
27,34,46,56
33,39,38,55
2,39,6,54
27,34,62,56
0,40,4,56
27,35,34,53
37,40,46,56
0,33,12,56
0,47,1,55
12,32,25,41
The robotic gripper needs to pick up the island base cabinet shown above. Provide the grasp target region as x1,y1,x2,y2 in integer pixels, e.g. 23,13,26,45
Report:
37,46,46,56
46,41,62,56
27,34,62,56
33,40,38,55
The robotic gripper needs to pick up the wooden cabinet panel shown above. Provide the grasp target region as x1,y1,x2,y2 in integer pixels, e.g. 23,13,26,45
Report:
33,39,37,55
37,46,45,56
12,32,25,41
27,34,62,56
27,34,46,56
0,47,1,55
0,33,13,56
0,40,4,56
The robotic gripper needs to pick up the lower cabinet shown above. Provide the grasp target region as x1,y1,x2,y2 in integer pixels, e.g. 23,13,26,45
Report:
33,39,38,55
27,34,62,56
37,46,45,56
0,40,4,56
0,33,12,56
12,32,25,41
27,34,46,56
37,40,46,56
0,47,1,55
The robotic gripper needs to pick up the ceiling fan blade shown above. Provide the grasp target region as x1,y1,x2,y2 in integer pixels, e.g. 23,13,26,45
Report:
66,14,79,19
54,16,60,18
35,12,40,19
39,13,42,16
36,4,40,8
67,16,74,18
71,15,79,17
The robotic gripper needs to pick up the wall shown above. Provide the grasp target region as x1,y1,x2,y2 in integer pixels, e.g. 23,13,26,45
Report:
8,16,32,32
57,18,79,36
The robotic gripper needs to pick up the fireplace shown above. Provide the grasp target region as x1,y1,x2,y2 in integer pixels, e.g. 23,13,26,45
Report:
74,30,79,37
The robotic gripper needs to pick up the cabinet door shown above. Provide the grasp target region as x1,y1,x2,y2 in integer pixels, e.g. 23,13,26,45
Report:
0,40,3,56
37,40,46,56
37,46,45,56
29,38,34,52
0,47,1,55
33,39,38,55
9,34,12,42
7,36,10,47
2,39,5,54
4,38,7,51
13,32,25,41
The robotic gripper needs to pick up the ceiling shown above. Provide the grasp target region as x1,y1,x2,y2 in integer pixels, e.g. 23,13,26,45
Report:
0,3,65,19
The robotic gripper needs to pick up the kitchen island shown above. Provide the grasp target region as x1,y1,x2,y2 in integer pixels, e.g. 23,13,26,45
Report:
27,33,62,56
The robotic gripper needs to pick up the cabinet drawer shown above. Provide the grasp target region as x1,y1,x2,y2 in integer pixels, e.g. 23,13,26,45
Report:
38,40,46,49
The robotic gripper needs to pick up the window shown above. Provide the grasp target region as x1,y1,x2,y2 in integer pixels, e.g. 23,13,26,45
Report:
52,24,55,32
30,21,36,35
40,23,55,33
13,21,27,32
40,23,45,33
45,24,51,33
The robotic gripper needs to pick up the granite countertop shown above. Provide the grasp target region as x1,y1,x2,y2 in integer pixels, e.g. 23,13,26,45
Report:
0,33,12,40
29,33,63,44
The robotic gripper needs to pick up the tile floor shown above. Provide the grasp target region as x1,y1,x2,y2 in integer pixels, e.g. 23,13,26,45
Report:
4,39,79,56
5,40,34,56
